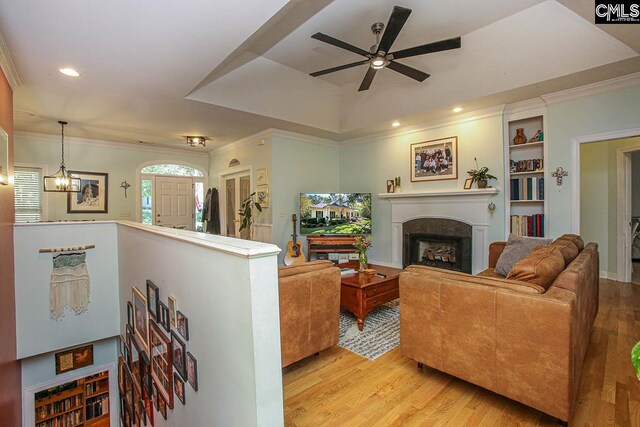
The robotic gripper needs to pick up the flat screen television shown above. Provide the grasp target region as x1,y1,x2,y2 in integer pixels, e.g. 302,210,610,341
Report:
300,193,371,235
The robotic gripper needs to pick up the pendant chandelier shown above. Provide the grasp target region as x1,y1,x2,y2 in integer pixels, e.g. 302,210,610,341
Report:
43,121,80,192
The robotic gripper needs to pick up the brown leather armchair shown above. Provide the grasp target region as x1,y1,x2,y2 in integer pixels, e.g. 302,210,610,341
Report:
278,260,341,367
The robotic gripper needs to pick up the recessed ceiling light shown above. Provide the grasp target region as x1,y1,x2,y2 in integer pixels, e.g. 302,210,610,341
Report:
452,107,464,113
59,68,80,77
392,121,401,127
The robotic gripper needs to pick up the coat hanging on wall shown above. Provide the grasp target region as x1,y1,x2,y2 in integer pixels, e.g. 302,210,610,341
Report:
203,188,221,235
50,252,91,320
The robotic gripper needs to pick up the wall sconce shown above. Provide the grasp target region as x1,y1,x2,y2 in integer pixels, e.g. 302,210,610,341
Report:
488,202,496,215
552,167,569,186
186,136,207,147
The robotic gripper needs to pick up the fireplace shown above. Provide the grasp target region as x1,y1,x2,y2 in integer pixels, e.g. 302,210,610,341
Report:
403,218,472,273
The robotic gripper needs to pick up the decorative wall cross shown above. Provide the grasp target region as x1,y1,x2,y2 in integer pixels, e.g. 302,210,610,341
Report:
120,180,131,198
552,167,569,186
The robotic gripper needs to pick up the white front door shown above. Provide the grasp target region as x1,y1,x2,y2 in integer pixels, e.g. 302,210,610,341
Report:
221,172,251,238
154,176,194,230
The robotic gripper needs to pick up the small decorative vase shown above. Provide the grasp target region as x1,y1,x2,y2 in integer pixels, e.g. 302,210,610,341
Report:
513,128,527,145
358,252,368,272
477,179,487,189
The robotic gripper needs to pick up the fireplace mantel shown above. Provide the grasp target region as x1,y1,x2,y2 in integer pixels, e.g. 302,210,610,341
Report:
380,187,501,273
379,187,500,199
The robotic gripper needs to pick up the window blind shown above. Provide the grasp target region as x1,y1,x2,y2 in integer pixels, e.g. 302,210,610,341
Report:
14,167,43,222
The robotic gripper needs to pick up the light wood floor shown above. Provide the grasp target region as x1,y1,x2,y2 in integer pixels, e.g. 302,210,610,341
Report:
283,279,640,426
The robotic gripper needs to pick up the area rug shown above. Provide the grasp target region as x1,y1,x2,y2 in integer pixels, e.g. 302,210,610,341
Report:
338,300,400,360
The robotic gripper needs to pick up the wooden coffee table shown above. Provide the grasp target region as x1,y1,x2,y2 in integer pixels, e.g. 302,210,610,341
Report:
339,262,404,331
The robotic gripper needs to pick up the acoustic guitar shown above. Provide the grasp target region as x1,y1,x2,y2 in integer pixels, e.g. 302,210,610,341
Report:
284,214,306,266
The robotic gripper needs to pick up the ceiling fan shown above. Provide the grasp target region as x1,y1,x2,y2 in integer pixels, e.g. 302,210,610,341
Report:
309,5,461,91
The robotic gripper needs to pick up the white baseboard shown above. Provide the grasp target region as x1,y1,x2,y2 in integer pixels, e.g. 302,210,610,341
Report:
600,270,617,281
369,259,403,269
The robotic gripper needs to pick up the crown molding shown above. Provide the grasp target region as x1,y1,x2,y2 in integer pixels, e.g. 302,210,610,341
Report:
210,129,273,155
269,128,339,147
340,104,506,148
210,128,339,156
0,31,21,90
541,72,640,105
502,97,547,116
15,131,210,158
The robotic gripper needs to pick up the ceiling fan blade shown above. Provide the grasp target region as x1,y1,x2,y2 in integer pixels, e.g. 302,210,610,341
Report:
358,67,377,92
390,36,461,60
311,32,370,57
377,6,412,54
387,61,430,82
310,59,370,77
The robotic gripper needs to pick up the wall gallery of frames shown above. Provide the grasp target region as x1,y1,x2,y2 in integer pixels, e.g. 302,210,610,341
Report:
120,280,198,426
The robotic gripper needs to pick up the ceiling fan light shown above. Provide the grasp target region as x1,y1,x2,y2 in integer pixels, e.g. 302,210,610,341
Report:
371,56,387,69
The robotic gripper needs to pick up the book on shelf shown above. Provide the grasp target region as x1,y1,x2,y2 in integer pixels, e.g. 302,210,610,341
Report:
509,158,543,173
510,177,544,201
510,214,544,237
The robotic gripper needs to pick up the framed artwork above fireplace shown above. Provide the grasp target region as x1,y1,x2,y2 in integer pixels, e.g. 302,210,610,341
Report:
410,136,458,182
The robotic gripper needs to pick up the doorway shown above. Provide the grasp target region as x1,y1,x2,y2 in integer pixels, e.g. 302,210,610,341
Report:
219,169,251,239
137,162,207,231
154,175,194,230
577,134,640,282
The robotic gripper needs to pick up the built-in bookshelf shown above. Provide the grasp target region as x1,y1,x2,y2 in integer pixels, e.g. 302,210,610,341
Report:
504,105,548,238
34,371,110,427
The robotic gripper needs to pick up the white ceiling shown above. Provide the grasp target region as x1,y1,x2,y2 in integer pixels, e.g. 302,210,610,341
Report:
1,0,639,150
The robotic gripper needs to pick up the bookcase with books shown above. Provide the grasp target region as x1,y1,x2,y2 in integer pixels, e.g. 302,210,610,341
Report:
34,371,110,427
504,107,548,238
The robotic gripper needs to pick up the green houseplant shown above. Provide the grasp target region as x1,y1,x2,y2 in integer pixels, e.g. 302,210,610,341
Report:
467,158,497,188
238,192,263,240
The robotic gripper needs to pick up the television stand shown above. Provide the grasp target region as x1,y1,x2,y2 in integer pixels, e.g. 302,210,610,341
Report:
307,235,358,262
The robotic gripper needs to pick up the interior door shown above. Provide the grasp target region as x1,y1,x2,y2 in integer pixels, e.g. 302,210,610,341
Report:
223,172,251,238
155,176,194,230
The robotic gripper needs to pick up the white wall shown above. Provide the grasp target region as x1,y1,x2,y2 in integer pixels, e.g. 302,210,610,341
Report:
209,132,273,238
270,134,340,264
14,133,209,221
547,83,640,236
117,222,283,426
14,222,120,359
338,111,506,265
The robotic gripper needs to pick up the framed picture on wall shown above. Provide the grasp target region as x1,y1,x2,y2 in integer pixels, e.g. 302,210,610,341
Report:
132,286,149,353
146,280,159,322
410,136,458,182
187,352,198,391
0,128,7,186
67,171,108,213
255,168,268,186
256,185,269,208
55,344,94,374
168,295,177,327
149,319,174,410
159,301,170,333
176,310,189,340
171,330,187,380
174,372,186,405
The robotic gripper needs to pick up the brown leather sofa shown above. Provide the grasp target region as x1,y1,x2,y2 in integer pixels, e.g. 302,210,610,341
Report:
400,234,599,422
278,260,341,367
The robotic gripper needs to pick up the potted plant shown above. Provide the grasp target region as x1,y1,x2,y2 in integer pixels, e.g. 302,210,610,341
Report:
467,158,497,188
238,192,263,240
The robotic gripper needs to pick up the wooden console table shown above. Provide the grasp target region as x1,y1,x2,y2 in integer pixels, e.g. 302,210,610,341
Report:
307,235,358,261
339,262,403,331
